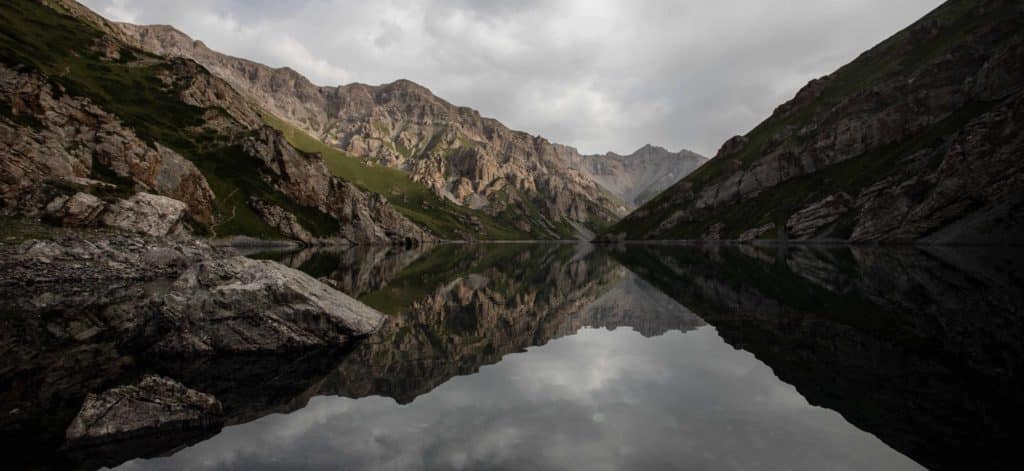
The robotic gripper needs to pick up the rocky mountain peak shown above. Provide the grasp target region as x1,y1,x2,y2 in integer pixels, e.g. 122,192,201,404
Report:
574,145,708,208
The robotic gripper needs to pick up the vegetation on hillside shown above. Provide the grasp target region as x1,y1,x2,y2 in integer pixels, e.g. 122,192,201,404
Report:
0,0,352,238
261,112,539,240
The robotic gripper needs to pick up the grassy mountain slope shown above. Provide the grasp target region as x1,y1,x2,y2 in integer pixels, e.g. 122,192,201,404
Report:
261,112,531,240
0,0,333,239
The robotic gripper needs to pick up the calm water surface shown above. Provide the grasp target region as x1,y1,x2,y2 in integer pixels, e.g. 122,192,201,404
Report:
5,243,1023,470
121,243,1024,470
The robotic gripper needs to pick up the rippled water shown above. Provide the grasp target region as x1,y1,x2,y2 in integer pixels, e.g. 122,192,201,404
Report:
6,243,1024,470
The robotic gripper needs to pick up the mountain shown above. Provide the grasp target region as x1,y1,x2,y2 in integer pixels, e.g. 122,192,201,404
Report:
574,144,706,207
0,0,434,244
606,0,1024,243
99,20,629,239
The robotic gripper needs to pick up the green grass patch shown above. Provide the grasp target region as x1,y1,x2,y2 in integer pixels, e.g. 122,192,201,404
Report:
0,0,342,239
261,111,536,240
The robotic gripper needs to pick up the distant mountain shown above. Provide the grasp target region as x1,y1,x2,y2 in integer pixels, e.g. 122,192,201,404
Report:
575,144,706,208
606,0,1024,244
105,21,630,239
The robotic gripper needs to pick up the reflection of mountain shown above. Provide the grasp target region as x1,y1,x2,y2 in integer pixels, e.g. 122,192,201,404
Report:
2,242,706,469
253,244,434,299
556,272,704,338
317,243,628,403
614,244,1024,471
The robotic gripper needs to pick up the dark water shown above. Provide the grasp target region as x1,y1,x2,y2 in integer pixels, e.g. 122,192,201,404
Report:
4,243,1024,470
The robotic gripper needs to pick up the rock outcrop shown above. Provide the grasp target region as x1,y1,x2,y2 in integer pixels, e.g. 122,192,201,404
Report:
0,231,386,354
242,127,434,244
573,144,707,207
65,375,223,448
607,0,1024,243
0,63,216,225
149,256,386,354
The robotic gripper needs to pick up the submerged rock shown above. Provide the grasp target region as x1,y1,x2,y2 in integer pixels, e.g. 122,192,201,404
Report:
65,375,223,447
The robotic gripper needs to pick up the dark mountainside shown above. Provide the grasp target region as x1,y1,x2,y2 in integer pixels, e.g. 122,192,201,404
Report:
607,0,1024,243
573,144,707,208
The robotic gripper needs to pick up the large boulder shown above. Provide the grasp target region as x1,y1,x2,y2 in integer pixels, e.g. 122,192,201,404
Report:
65,375,223,447
148,256,387,354
101,192,188,237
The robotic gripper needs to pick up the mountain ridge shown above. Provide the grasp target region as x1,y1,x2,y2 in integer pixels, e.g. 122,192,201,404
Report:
576,144,707,208
101,18,631,238
606,0,1024,244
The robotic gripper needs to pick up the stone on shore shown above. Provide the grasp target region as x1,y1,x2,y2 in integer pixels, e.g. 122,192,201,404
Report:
65,375,223,447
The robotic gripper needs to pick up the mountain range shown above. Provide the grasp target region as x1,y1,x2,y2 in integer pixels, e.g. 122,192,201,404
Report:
2,0,1021,245
0,0,704,243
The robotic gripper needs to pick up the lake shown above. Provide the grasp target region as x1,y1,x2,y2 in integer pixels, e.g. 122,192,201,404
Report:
120,243,1024,470
5,243,1023,470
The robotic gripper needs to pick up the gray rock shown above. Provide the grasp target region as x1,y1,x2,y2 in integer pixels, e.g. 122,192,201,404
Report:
739,223,777,242
149,256,387,354
45,192,105,227
65,375,222,447
785,193,852,239
101,192,188,237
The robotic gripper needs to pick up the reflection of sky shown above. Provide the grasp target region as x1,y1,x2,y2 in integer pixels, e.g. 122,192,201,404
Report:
115,326,922,471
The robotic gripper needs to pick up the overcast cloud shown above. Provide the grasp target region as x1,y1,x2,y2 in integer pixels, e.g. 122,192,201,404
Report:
81,0,942,156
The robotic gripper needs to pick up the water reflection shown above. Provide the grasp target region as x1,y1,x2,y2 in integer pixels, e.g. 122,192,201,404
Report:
3,242,1021,470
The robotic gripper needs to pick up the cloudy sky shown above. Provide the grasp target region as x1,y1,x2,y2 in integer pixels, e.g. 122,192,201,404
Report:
81,0,942,156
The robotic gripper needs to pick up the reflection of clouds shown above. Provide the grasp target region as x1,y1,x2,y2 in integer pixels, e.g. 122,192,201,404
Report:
117,327,923,471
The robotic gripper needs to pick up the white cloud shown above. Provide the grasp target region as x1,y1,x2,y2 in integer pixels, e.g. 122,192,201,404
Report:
80,0,943,155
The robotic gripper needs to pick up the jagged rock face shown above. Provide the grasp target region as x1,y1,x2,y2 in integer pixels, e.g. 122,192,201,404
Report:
0,64,216,225
243,127,435,244
572,144,707,207
65,375,223,448
248,198,316,243
609,0,1024,243
110,23,629,236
